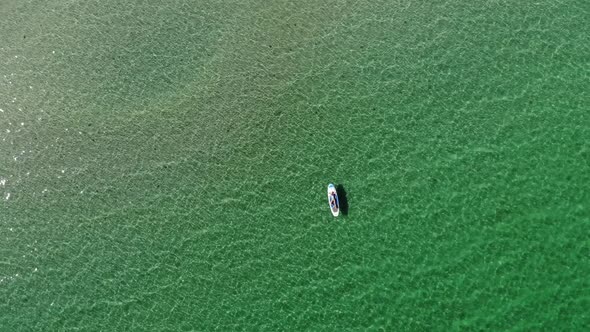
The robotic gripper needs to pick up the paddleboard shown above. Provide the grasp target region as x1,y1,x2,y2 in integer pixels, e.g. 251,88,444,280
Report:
327,183,340,217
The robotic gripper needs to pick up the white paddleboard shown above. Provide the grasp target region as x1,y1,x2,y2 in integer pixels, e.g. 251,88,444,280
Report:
327,183,340,217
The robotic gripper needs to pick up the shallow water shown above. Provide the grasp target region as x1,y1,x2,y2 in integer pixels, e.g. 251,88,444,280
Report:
1,0,589,330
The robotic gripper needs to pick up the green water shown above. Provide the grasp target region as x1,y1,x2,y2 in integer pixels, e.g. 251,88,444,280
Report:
1,0,589,330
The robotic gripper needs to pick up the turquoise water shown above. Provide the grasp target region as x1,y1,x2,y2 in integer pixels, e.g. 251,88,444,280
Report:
1,0,589,330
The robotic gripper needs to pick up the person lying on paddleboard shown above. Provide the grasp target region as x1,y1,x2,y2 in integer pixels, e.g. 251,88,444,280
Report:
330,193,338,209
